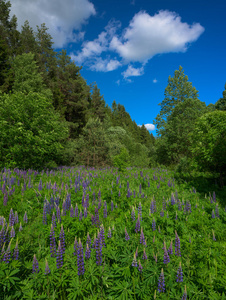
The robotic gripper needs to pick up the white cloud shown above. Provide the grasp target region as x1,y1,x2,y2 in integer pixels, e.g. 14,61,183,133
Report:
153,78,157,83
9,0,96,48
145,124,155,131
122,65,144,78
72,20,121,64
110,10,204,62
138,124,156,131
90,58,121,72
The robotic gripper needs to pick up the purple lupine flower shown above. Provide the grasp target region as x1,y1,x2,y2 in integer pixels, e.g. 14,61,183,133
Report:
62,201,67,216
56,241,64,269
9,208,14,227
181,286,187,300
131,207,136,221
212,230,216,241
125,228,130,241
13,239,19,260
3,191,8,206
212,210,215,218
163,243,170,264
171,193,175,205
50,224,56,257
176,262,183,282
160,210,164,217
79,210,83,221
10,226,15,238
19,222,23,232
59,225,66,255
175,211,178,220
167,241,173,255
84,208,87,218
158,268,165,293
43,204,47,225
111,201,114,211
138,202,142,220
178,200,182,211
70,205,74,217
38,179,42,191
14,212,18,224
74,204,78,217
118,190,121,197
107,227,112,238
138,260,143,273
135,247,138,258
213,191,216,202
45,259,51,275
3,241,11,263
73,237,78,256
96,232,103,266
85,243,91,259
100,225,106,247
132,253,137,267
52,212,56,228
32,254,40,273
152,218,156,231
135,215,141,233
86,233,92,248
94,207,100,227
142,248,147,260
23,212,28,224
175,231,181,256
140,228,145,245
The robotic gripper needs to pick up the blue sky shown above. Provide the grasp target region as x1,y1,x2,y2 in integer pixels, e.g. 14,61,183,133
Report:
10,0,226,135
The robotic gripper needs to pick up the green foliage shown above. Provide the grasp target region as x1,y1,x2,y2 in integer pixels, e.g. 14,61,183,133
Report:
76,117,110,167
113,148,130,173
190,110,226,186
154,66,199,137
215,83,226,111
0,53,69,170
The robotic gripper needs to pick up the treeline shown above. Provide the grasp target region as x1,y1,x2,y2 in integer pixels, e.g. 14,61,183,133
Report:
0,0,155,170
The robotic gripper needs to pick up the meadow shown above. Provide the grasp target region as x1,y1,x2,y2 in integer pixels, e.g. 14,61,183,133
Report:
0,166,226,299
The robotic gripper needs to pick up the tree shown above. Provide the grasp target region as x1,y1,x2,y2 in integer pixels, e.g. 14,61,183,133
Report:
190,111,226,187
164,98,207,163
88,83,106,122
154,66,199,136
215,83,226,111
76,118,109,167
0,53,68,169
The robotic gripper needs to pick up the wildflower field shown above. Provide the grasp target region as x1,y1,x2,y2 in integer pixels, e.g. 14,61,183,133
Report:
0,166,226,299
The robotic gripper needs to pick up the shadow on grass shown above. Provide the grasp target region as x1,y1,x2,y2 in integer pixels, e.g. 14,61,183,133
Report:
174,172,226,208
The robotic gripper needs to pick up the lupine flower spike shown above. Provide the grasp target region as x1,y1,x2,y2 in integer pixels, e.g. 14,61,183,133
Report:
45,259,51,275
132,253,137,267
125,228,130,241
163,242,170,264
138,260,143,273
212,230,216,241
176,262,183,282
32,254,40,273
158,268,165,293
181,285,187,300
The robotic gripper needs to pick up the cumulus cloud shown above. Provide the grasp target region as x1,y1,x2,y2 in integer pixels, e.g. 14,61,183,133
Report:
110,10,205,62
90,58,121,72
9,0,96,48
122,65,144,78
72,20,121,65
138,124,156,131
